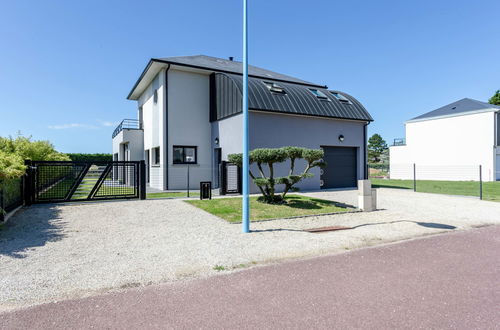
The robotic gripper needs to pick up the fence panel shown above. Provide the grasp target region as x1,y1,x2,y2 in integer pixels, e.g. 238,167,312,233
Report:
370,163,492,200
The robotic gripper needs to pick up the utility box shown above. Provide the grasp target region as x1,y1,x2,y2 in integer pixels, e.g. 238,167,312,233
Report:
358,180,376,211
200,181,212,200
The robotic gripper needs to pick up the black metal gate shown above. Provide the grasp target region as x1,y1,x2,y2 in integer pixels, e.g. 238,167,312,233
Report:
24,160,146,204
220,161,241,195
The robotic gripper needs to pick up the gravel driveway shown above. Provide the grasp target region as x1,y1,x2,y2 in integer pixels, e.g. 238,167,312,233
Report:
1,188,499,311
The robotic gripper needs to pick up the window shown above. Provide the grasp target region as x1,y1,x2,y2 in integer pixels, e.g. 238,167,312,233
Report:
153,89,158,103
308,89,329,100
264,81,286,94
173,146,197,164
330,91,351,103
152,147,160,165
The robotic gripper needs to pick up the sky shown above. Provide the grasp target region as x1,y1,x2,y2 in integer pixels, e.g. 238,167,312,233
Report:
0,0,499,153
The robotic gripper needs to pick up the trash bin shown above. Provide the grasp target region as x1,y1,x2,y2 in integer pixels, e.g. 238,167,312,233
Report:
200,181,212,200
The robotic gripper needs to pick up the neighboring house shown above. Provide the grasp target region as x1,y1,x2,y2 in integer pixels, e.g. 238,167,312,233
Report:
390,98,500,181
112,55,373,192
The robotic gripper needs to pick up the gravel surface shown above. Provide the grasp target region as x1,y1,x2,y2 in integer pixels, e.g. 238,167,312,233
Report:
1,188,499,311
2,225,499,329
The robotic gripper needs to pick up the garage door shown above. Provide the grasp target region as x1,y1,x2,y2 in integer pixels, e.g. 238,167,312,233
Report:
496,155,500,181
321,147,358,189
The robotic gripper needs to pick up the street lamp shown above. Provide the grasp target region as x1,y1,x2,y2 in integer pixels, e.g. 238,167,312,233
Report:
242,0,250,233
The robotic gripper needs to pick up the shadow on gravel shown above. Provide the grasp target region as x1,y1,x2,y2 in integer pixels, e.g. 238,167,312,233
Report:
0,205,66,258
352,220,456,231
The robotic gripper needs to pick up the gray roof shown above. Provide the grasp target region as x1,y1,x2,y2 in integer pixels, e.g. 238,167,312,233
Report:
212,73,373,122
154,55,323,87
408,98,500,122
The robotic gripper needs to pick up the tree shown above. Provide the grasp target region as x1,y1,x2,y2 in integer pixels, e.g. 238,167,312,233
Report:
228,147,325,204
367,134,388,163
489,90,500,105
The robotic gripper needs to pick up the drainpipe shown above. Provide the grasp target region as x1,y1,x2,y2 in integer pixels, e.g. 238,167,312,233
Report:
163,64,171,190
363,122,369,179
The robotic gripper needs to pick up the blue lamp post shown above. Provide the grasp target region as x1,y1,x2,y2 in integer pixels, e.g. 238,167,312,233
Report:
242,0,250,233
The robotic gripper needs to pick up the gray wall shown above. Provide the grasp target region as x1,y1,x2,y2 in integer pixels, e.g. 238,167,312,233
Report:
215,111,366,193
250,111,366,192
496,112,500,146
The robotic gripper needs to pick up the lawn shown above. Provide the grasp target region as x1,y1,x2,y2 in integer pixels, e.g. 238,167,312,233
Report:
147,191,199,199
186,194,354,223
371,178,500,202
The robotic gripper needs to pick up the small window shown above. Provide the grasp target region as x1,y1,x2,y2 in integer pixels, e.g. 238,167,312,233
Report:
173,146,197,164
308,89,329,100
153,89,158,103
264,81,286,94
152,147,160,165
330,91,351,103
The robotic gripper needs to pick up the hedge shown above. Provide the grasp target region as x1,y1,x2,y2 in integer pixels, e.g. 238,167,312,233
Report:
67,153,113,162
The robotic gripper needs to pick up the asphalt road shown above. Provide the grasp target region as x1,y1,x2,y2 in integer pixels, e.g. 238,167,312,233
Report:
2,225,499,329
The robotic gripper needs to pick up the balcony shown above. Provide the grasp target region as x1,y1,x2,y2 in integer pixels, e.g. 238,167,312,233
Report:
112,119,142,138
392,138,406,146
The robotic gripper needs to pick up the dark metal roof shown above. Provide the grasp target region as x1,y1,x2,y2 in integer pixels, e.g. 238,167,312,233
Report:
408,98,500,122
154,55,323,87
211,73,373,122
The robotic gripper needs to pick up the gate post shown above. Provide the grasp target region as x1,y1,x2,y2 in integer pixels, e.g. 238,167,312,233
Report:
220,161,227,195
140,160,146,200
23,160,33,206
479,165,482,200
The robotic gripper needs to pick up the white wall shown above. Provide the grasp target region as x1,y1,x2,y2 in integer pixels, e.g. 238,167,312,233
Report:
390,111,496,181
167,69,212,190
139,70,166,189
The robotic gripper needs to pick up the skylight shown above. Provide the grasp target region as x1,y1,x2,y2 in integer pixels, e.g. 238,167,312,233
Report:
330,92,351,103
264,81,286,94
308,89,329,100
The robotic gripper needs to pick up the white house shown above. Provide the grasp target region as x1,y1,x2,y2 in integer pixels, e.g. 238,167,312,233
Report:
390,98,500,181
112,55,373,192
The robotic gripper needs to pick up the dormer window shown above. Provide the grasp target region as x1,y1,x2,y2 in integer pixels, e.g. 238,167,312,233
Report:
330,92,351,103
264,81,286,94
309,89,329,100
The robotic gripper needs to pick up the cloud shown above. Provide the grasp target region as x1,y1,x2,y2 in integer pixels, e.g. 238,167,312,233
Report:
97,120,117,127
48,123,98,130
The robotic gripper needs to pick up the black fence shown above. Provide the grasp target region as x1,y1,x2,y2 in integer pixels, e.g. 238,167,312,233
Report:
25,160,146,204
370,163,495,201
145,162,240,199
0,178,23,222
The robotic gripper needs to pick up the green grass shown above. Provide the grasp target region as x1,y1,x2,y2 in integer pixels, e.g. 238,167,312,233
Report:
147,191,199,199
371,178,500,202
186,194,353,223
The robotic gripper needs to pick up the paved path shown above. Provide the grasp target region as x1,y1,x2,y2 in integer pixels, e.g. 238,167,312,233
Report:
2,225,499,329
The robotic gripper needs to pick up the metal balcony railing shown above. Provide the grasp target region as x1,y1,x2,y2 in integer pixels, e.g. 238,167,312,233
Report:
112,119,142,138
392,138,406,146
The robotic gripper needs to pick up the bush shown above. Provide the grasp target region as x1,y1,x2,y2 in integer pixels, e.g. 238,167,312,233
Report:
0,136,69,179
228,147,325,203
368,163,389,170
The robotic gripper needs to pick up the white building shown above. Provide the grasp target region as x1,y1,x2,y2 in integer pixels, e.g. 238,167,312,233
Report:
390,98,500,181
112,55,373,192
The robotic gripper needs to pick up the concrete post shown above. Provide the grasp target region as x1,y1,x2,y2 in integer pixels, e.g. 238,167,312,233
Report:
358,180,376,212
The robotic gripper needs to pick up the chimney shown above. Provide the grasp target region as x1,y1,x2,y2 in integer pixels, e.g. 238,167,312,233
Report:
228,57,234,61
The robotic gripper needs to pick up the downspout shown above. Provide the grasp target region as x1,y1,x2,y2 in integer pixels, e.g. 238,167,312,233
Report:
163,64,171,190
363,122,369,179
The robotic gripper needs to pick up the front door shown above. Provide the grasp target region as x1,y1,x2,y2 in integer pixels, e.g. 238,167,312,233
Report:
214,148,222,188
